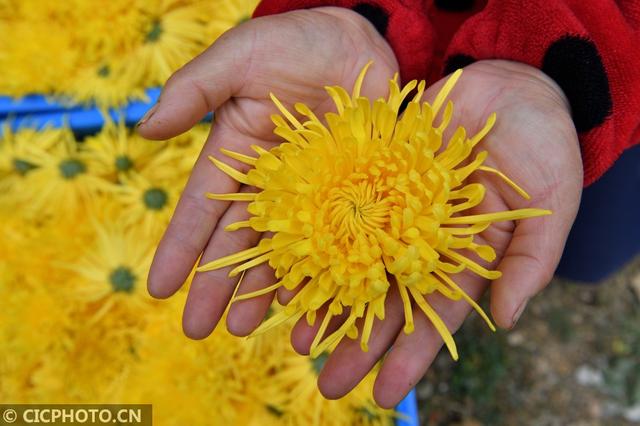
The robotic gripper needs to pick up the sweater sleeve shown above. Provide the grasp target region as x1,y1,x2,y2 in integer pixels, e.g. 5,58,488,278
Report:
254,0,640,186
442,0,640,185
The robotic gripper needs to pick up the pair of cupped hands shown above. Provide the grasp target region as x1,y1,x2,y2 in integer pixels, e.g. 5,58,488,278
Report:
137,7,582,408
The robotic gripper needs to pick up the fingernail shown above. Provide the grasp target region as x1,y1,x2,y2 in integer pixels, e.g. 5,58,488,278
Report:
511,298,529,328
137,103,158,127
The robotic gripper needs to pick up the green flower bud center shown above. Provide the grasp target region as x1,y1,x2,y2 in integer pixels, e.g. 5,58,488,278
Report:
13,158,36,175
115,155,133,172
109,266,136,293
59,158,86,180
146,20,163,43
266,405,283,417
143,188,168,210
311,352,329,375
97,65,110,78
265,306,274,319
355,407,379,421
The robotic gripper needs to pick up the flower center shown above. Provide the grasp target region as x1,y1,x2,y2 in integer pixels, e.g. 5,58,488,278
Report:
265,405,283,417
355,407,379,421
145,20,163,43
109,266,136,293
115,155,133,172
97,65,110,78
328,180,390,241
59,158,86,180
13,158,36,175
143,187,168,210
311,351,329,375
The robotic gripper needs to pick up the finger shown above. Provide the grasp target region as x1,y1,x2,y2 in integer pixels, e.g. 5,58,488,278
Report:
182,186,261,339
316,286,404,399
290,305,350,355
373,274,488,408
146,125,250,299
136,26,249,140
489,207,573,328
277,284,302,305
226,260,276,337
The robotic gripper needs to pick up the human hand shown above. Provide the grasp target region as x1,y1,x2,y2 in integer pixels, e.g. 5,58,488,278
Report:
138,8,398,338
140,6,582,407
294,59,583,407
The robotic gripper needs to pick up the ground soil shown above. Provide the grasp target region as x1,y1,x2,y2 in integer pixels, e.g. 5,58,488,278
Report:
416,256,640,426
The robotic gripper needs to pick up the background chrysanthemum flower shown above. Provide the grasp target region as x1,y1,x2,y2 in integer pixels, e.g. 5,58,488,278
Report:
18,128,103,219
114,172,178,237
205,0,259,40
0,125,66,199
0,0,259,106
118,0,212,86
0,272,71,402
65,62,142,109
85,118,165,181
200,64,551,360
65,219,157,323
258,340,392,426
0,20,79,96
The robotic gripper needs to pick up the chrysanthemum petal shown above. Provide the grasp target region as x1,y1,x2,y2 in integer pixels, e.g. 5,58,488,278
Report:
478,165,531,199
197,239,273,272
208,155,251,185
219,148,257,166
443,208,552,225
410,287,459,361
206,192,256,201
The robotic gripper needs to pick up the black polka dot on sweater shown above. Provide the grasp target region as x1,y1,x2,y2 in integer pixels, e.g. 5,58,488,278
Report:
435,0,475,12
542,36,612,133
443,54,476,75
352,3,389,36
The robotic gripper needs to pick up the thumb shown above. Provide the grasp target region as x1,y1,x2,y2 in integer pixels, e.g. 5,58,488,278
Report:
489,196,577,328
136,26,250,140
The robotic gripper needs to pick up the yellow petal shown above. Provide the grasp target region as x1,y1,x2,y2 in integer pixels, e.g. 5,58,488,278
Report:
410,287,458,361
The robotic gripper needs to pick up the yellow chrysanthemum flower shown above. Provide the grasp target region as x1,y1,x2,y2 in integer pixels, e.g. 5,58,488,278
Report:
17,127,102,218
119,0,212,88
84,118,165,181
199,64,551,360
65,0,148,61
0,124,66,199
171,123,209,171
205,0,259,40
263,349,393,426
0,267,71,403
0,0,256,105
65,62,142,108
123,313,249,426
65,219,157,324
0,20,79,96
114,172,178,237
29,316,141,404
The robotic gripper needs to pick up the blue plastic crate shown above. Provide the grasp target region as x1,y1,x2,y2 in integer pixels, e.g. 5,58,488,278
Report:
0,91,421,426
0,88,161,134
396,389,419,426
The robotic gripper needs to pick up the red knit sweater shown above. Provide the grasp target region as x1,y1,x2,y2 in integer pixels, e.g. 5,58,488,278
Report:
254,0,640,185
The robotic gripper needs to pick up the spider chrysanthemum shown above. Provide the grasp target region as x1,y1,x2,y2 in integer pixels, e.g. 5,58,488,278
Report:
199,63,551,360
